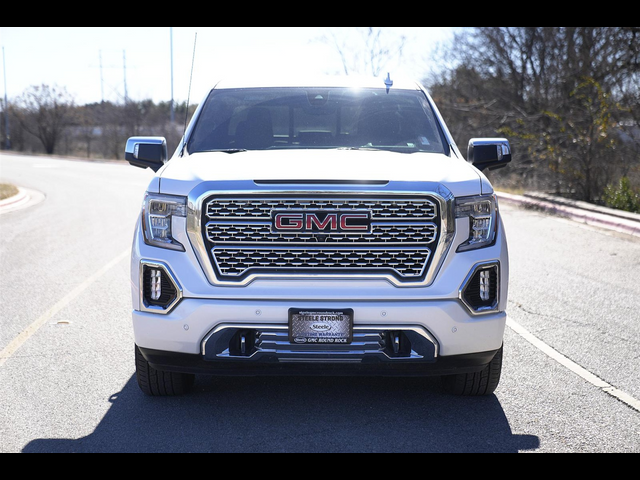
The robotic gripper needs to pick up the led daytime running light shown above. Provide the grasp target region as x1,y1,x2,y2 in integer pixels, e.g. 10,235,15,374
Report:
143,193,187,252
455,195,498,252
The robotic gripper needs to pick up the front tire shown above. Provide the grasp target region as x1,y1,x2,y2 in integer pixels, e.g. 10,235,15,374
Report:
442,346,503,396
135,346,195,397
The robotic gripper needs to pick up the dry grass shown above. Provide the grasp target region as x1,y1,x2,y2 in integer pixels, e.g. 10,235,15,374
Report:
0,183,19,201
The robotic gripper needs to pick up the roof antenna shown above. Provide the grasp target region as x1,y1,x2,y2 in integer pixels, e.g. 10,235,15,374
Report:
384,72,394,94
181,32,198,156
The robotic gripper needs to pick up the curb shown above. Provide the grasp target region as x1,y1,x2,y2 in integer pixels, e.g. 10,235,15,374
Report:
0,188,30,209
497,192,640,239
0,187,45,215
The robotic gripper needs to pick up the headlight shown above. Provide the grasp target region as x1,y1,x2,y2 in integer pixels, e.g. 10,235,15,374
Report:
142,193,187,251
455,195,498,252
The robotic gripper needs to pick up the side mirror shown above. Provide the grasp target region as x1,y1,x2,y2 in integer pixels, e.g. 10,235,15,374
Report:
468,138,512,172
125,137,168,172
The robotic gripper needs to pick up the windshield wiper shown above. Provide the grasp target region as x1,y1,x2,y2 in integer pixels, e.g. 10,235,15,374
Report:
338,146,383,151
338,146,417,154
202,149,248,154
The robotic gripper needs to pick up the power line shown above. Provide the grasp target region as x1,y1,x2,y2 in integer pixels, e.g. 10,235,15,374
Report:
90,50,137,104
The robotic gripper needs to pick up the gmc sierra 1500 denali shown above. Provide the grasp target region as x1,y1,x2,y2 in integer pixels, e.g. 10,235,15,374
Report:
125,76,512,397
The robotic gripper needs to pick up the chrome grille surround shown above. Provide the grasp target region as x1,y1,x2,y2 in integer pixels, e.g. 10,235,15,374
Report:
187,187,455,288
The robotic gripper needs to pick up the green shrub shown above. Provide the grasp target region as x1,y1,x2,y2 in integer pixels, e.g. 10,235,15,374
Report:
604,177,640,213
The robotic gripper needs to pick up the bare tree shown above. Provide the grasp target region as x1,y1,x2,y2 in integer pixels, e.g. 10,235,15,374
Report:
11,84,75,155
430,27,640,202
321,27,407,77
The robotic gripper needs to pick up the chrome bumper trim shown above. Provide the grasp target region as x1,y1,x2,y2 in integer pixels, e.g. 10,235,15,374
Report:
201,323,439,362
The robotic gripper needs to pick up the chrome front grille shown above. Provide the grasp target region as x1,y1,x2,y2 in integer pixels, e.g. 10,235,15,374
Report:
206,198,437,220
201,195,442,284
212,247,431,278
206,223,437,245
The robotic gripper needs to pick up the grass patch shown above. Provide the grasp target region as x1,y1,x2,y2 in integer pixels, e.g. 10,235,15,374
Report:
0,183,19,201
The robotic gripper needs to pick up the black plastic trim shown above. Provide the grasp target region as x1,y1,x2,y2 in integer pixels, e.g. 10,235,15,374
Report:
137,347,500,378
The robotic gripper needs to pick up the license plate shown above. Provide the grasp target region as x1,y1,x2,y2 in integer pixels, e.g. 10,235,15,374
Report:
289,309,354,345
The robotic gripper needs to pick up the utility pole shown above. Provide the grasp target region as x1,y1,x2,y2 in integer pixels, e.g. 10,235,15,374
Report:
99,50,105,103
170,27,175,123
2,46,10,150
123,50,129,103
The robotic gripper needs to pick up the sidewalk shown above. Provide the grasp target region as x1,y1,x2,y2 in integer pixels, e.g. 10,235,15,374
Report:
497,191,640,239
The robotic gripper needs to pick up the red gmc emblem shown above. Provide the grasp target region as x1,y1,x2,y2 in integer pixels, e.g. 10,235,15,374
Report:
272,211,371,233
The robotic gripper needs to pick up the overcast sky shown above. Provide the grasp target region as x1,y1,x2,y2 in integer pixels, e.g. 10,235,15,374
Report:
1,27,454,105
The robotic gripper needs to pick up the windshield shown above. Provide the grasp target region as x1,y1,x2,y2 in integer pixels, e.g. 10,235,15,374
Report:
187,87,448,155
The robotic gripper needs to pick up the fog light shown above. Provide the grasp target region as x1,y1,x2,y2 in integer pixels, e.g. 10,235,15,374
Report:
141,262,182,314
150,269,162,301
460,263,500,315
480,270,492,302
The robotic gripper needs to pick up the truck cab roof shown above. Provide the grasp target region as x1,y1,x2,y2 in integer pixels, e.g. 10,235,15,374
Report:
210,74,423,91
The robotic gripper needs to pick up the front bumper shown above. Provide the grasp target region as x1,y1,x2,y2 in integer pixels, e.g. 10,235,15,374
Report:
133,297,507,376
131,207,509,377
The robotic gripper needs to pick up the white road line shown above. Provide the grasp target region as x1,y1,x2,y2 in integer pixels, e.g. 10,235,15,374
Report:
0,250,129,368
507,318,640,413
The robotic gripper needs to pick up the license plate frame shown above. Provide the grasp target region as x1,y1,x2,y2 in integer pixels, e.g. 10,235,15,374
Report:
289,309,354,345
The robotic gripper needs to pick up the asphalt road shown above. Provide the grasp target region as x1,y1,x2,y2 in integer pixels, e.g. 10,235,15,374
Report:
1,153,639,453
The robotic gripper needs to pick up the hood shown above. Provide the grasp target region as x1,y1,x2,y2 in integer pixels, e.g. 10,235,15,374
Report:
158,149,485,197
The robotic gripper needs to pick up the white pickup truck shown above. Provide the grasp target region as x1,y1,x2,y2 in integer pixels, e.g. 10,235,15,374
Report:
126,76,512,397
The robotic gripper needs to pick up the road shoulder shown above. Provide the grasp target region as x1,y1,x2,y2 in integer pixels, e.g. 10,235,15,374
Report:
497,191,640,239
